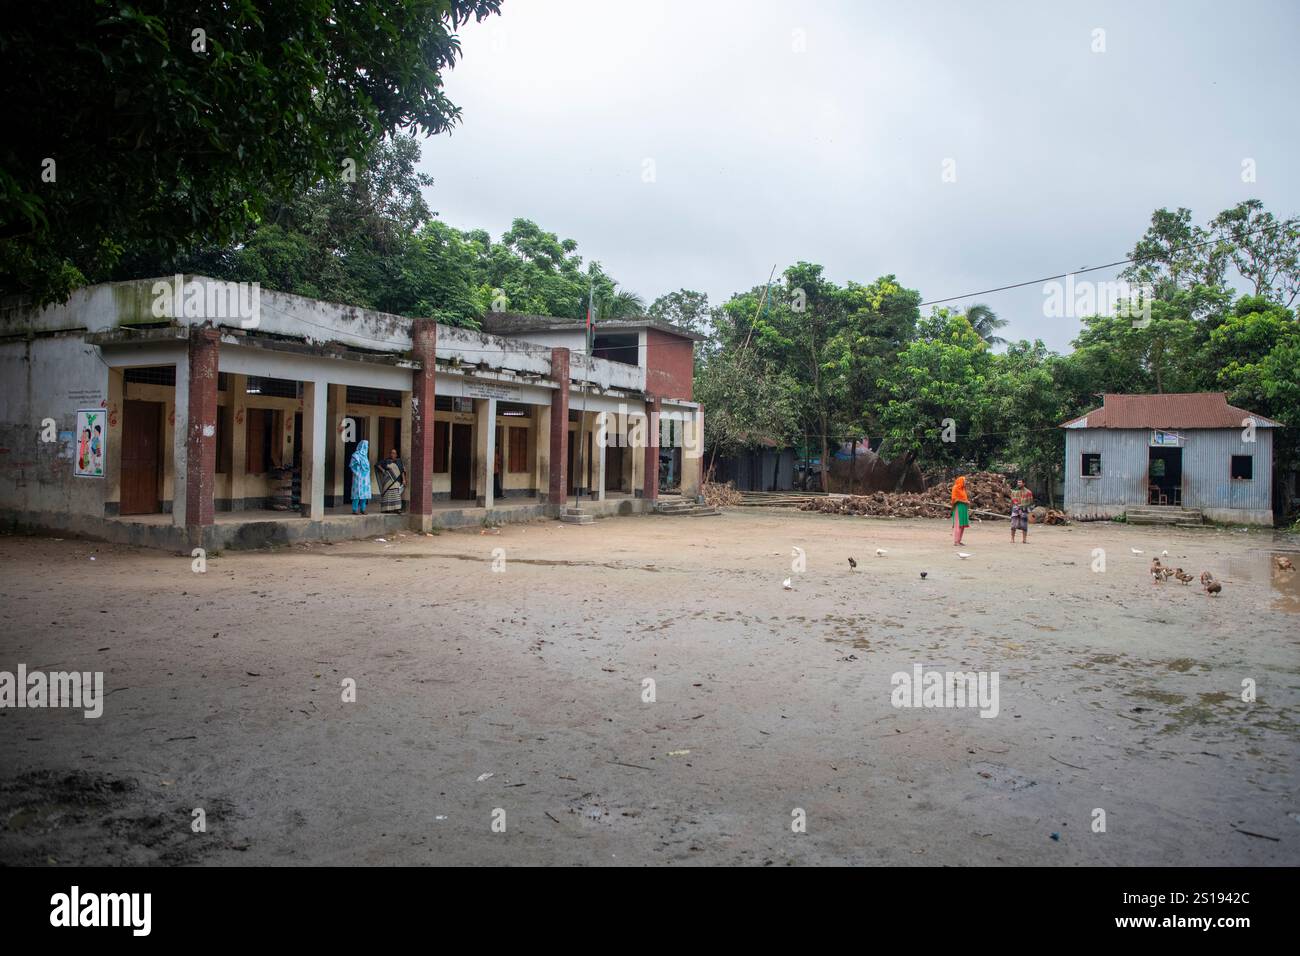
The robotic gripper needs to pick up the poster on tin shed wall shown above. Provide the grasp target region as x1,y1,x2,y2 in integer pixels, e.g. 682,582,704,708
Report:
74,408,105,478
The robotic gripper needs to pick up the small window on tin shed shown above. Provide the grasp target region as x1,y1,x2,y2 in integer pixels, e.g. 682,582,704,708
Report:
1081,453,1101,477
1231,455,1253,480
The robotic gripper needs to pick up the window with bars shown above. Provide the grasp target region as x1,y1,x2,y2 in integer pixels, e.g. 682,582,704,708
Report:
124,366,176,386
346,386,402,408
246,376,299,398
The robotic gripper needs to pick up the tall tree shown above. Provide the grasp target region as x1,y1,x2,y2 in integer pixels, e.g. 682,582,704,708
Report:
1209,200,1300,307
597,287,647,320
649,289,711,336
878,309,996,472
0,0,501,305
961,303,1008,346
987,341,1070,504
1120,206,1226,300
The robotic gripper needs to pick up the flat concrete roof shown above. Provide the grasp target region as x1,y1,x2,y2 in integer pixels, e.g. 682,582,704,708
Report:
482,312,705,342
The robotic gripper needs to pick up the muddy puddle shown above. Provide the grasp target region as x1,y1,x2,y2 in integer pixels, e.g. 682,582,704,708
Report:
1224,549,1300,614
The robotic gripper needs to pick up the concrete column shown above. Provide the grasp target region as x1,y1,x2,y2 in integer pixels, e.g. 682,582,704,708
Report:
163,390,176,515
574,409,588,497
535,405,551,501
680,407,704,499
548,348,570,506
400,391,413,509
302,380,327,519
595,412,607,501
228,374,248,510
408,319,437,526
622,411,635,492
368,413,379,483
329,383,347,506
643,396,661,502
631,412,644,497
183,327,220,539
105,368,124,513
475,396,497,508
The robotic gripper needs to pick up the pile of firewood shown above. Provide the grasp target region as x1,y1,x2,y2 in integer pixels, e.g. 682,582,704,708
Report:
798,471,1016,519
1030,507,1070,525
701,481,745,508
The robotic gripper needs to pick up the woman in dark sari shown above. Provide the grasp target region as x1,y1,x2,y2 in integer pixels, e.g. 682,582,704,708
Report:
377,448,406,514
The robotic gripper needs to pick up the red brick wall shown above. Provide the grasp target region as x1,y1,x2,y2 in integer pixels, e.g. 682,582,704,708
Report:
645,328,694,400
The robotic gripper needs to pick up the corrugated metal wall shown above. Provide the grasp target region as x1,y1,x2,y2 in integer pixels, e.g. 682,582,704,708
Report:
1064,428,1273,514
714,449,796,491
1182,427,1273,512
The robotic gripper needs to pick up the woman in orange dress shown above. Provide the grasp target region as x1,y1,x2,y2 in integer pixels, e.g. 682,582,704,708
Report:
951,475,970,546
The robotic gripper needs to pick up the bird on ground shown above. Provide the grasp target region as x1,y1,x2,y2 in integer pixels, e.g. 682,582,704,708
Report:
957,552,972,559
1150,558,1165,583
847,557,857,569
1174,569,1194,585
1131,548,1144,555
1161,550,1170,558
1276,556,1295,571
875,549,888,557
920,571,928,579
782,578,793,590
1200,570,1216,587
1204,579,1222,597
1161,567,1176,582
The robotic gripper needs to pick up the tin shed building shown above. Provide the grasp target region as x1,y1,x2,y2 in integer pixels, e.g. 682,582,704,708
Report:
1061,393,1279,526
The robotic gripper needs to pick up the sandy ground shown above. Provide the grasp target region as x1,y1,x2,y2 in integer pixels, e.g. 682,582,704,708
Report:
1,509,1297,866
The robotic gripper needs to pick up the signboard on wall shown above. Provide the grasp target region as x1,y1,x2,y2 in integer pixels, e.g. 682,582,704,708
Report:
462,380,522,402
74,409,106,478
1149,430,1184,447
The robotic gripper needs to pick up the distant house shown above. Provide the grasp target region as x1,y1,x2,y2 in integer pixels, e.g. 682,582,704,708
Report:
1061,393,1279,526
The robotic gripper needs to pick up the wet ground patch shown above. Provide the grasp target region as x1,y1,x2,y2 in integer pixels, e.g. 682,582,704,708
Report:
0,769,244,865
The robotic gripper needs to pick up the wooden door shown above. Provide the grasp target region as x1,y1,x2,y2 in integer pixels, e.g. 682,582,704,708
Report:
379,416,401,458
120,400,162,514
605,446,624,492
451,423,473,499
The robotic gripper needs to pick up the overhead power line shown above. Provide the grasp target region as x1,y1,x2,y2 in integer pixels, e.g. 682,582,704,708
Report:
917,222,1286,308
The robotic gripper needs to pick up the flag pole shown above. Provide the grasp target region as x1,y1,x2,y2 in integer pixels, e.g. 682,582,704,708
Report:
581,277,594,501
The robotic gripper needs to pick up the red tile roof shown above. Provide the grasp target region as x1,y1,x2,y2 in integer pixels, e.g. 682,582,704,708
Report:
1061,392,1280,429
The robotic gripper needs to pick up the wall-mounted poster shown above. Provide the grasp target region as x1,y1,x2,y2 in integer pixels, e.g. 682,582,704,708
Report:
74,409,105,478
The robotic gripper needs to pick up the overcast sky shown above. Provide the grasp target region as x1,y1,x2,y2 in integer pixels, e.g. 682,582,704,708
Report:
421,0,1300,352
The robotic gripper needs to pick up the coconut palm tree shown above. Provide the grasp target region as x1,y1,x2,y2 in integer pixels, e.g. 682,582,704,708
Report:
598,287,646,320
962,303,1008,346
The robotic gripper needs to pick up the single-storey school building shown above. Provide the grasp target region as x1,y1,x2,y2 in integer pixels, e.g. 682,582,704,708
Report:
0,276,703,549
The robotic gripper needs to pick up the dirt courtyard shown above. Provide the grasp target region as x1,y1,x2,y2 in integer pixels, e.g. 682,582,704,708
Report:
1,509,1297,866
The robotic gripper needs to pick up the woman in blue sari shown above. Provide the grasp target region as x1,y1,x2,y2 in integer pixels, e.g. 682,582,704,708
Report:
349,439,373,515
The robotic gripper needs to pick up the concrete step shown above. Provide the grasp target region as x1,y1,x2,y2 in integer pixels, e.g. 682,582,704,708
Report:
654,502,720,517
1126,508,1204,526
